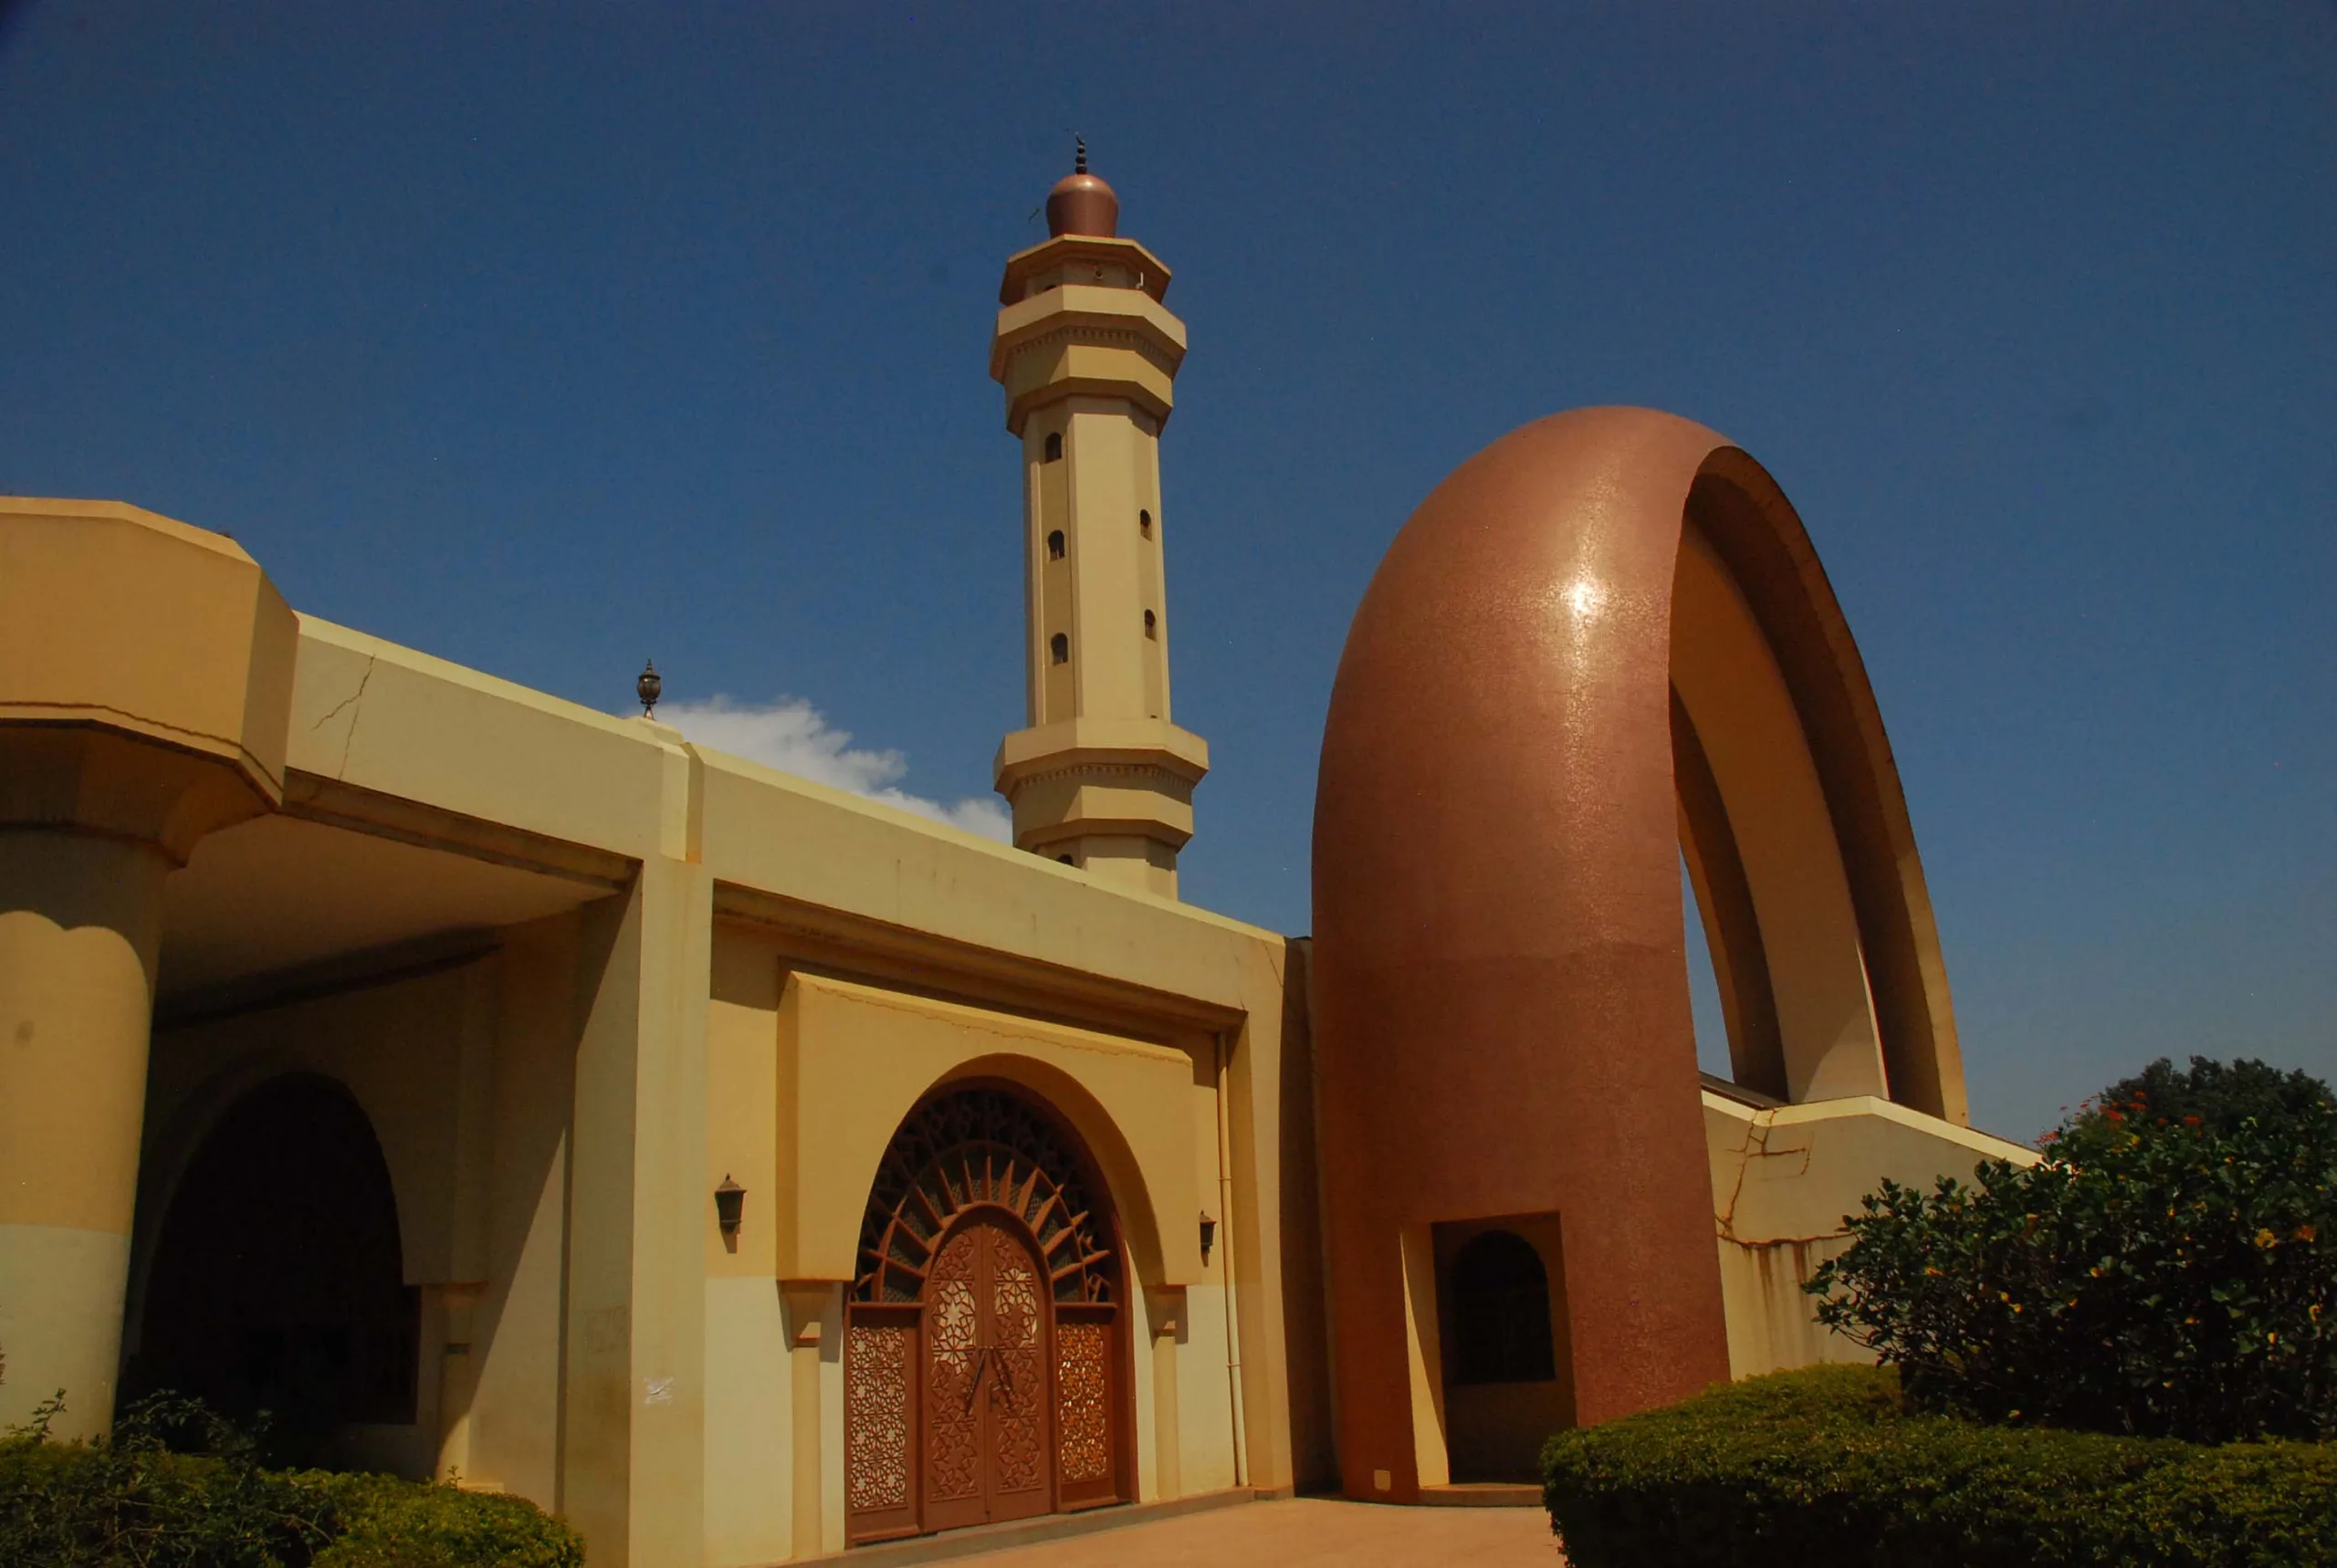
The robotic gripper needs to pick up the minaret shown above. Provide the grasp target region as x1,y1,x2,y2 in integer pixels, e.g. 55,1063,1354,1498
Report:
990,144,1208,898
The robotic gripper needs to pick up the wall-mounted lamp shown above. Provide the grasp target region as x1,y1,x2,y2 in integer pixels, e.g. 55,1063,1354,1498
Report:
1199,1211,1217,1264
715,1175,746,1239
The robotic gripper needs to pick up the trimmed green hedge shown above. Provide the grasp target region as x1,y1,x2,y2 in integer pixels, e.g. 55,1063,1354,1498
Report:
0,1415,583,1568
305,1473,583,1568
1540,1364,2337,1568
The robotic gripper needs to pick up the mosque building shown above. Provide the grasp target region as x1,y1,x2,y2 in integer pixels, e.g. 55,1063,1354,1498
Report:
0,153,2027,1564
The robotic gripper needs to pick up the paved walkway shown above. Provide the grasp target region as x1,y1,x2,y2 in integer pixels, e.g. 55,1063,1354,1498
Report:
954,1497,1565,1566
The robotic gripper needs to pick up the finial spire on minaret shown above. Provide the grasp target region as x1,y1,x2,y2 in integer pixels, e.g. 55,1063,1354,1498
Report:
1042,141,1119,238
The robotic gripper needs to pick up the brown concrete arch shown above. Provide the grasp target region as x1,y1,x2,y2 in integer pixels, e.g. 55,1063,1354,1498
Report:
1311,406,1962,1497
1677,448,1964,1122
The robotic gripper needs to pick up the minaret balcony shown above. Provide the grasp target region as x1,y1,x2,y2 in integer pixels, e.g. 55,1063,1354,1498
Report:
997,233,1173,306
990,286,1188,435
991,716,1210,856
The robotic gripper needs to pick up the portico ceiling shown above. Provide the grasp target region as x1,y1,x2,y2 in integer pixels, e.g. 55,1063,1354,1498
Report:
157,812,612,1004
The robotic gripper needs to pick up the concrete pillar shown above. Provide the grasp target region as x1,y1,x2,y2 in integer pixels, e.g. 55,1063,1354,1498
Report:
558,835,713,1567
0,833,171,1437
432,1282,489,1481
781,1283,833,1558
0,497,297,1437
1399,1227,1449,1491
1145,1286,1184,1501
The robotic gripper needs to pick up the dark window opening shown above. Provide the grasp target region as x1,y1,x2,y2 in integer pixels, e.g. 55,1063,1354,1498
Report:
1138,508,1152,537
1143,610,1157,638
1043,432,1064,463
1050,632,1069,664
1448,1230,1556,1385
1047,529,1065,560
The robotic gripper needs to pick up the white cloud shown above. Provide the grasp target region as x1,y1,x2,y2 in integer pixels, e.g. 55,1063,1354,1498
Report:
656,695,1012,842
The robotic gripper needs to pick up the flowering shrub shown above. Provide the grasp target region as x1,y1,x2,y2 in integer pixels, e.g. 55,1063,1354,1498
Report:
1808,1058,2337,1443
2055,1056,2335,1161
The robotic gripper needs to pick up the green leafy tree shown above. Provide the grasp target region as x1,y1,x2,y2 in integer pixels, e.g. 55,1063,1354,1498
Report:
1807,1058,2337,1444
2055,1056,2337,1161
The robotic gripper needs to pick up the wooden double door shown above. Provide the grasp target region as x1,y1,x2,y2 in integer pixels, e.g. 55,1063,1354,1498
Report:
845,1085,1129,1545
845,1211,1126,1543
921,1217,1053,1531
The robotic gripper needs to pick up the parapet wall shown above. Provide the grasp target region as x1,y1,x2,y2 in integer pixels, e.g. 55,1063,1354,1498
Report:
1703,1090,2036,1380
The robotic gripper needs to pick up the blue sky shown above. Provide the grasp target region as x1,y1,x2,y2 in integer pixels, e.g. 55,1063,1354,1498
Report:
4,4,2329,1141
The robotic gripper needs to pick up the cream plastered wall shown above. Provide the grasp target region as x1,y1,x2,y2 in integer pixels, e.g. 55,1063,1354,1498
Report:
692,741,1299,1504
701,936,797,1565
771,972,1204,1287
285,617,716,1567
1703,1091,2035,1379
14,493,1289,1559
249,611,1292,1565
698,933,1247,1562
1055,402,1166,725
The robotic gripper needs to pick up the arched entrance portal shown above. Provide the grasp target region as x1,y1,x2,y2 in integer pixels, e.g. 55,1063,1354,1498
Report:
845,1083,1130,1545
134,1074,416,1464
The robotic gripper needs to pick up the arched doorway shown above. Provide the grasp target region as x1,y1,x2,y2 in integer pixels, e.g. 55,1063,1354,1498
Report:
1434,1219,1573,1482
1448,1231,1556,1386
845,1082,1130,1545
133,1074,416,1465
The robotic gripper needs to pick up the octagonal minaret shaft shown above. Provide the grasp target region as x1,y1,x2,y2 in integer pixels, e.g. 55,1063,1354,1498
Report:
990,149,1208,898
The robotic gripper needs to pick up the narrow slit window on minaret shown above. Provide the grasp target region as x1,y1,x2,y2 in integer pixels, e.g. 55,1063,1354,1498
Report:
1138,508,1152,537
1144,610,1157,639
1050,632,1069,664
1043,432,1064,462
1048,530,1065,560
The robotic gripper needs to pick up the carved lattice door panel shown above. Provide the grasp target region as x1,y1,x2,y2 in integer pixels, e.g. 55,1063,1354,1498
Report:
922,1218,1053,1532
844,1304,920,1542
1053,1301,1119,1509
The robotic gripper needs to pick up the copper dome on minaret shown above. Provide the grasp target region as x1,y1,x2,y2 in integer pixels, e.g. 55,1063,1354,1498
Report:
1045,138,1118,237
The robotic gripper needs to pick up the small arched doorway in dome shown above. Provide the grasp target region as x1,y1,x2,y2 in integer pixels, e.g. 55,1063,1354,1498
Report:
845,1082,1130,1544
1448,1230,1556,1385
1433,1217,1575,1482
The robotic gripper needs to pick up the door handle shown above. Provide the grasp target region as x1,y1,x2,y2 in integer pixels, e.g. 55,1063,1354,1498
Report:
990,1345,1018,1404
962,1344,990,1413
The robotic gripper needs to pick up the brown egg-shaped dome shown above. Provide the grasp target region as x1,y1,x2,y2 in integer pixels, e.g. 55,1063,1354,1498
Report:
1046,171,1118,237
1310,405,1962,1499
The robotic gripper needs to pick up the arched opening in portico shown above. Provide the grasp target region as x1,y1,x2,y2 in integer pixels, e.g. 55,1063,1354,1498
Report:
130,1073,417,1466
844,1081,1133,1545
